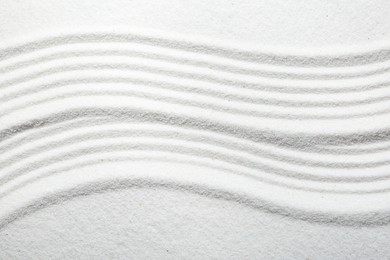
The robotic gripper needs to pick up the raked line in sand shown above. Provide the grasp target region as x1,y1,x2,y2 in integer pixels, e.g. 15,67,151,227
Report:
1,30,390,227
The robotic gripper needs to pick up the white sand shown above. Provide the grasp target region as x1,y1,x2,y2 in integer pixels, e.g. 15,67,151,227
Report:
1,1,390,259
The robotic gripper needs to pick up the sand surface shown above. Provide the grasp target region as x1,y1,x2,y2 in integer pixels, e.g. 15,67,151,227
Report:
1,1,390,259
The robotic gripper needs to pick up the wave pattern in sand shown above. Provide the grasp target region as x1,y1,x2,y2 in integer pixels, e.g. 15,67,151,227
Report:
1,30,390,227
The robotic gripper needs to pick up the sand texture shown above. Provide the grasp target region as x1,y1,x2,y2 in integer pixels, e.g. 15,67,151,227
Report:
1,1,390,259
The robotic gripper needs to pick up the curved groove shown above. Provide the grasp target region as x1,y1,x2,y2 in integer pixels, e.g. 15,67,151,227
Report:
317,144,390,155
2,48,390,81
5,153,390,211
6,88,390,122
2,31,390,67
2,115,390,186
0,116,368,158
3,60,390,108
2,60,390,96
2,107,390,151
1,73,390,112
1,175,390,230
0,141,349,190
1,108,390,187
4,79,390,120
2,117,390,173
0,89,358,121
0,117,118,154
2,135,390,192
0,153,347,201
